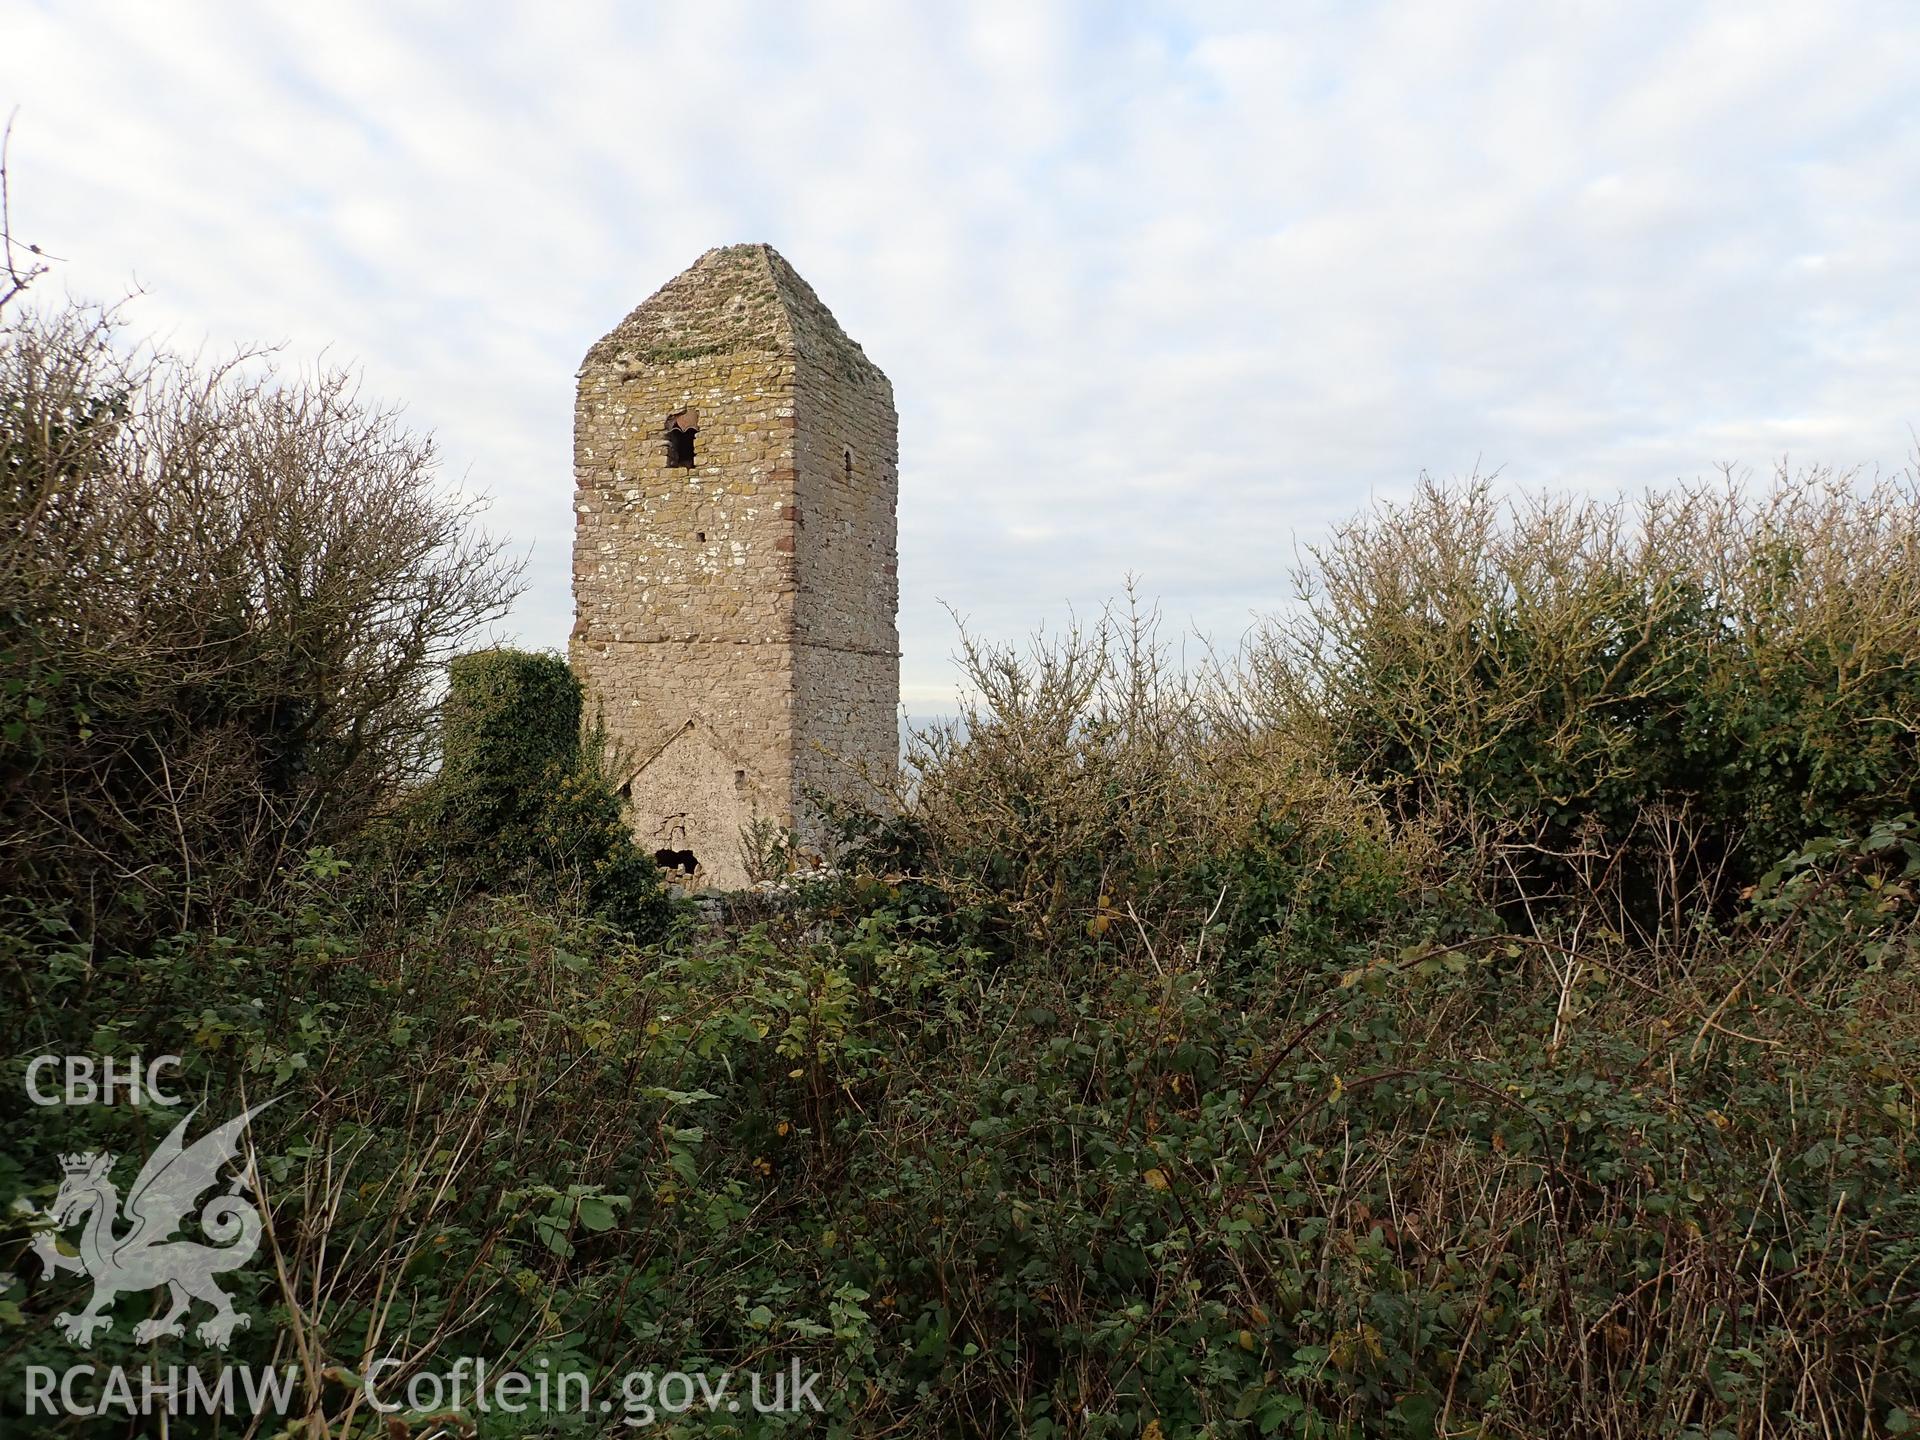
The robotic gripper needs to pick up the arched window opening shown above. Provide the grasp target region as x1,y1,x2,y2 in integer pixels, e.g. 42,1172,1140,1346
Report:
666,408,699,468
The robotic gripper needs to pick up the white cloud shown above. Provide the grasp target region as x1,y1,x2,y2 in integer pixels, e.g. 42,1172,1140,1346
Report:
8,0,1919,705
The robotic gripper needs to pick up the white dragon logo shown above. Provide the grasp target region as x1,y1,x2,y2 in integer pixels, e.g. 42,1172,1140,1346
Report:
30,1099,275,1349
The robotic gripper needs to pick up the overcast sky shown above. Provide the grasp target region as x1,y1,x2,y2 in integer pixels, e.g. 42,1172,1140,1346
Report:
8,1,1919,704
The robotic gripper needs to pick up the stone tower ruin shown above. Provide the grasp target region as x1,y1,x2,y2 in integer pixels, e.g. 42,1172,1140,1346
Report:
570,244,899,889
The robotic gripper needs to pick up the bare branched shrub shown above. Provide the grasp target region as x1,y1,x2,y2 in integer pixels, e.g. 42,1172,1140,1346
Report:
0,114,52,318
901,587,1435,950
1246,475,1707,820
901,589,1220,933
0,302,521,933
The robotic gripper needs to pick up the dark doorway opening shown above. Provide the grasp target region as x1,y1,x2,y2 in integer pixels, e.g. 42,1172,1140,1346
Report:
653,848,699,875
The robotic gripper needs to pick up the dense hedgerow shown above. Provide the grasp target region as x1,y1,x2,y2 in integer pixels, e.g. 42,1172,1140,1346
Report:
1250,471,1920,916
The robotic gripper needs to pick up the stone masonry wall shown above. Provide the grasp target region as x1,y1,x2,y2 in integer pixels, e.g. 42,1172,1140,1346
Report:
572,346,801,884
570,244,898,888
792,352,900,831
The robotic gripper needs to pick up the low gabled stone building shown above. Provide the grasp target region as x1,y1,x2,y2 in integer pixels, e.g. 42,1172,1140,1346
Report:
570,244,899,888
